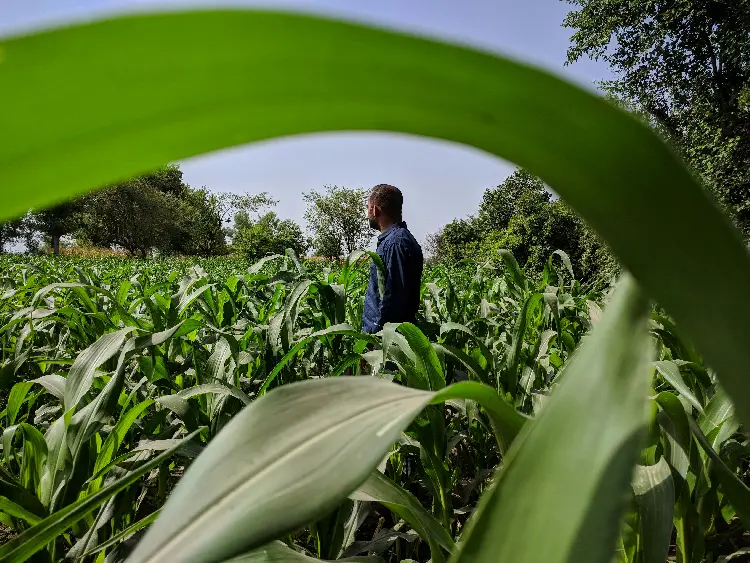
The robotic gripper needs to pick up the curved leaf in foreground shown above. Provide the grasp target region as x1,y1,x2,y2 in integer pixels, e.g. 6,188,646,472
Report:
451,275,652,563
127,375,521,563
127,377,435,563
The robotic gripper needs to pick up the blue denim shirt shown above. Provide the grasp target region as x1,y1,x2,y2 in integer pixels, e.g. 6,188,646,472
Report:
362,222,424,334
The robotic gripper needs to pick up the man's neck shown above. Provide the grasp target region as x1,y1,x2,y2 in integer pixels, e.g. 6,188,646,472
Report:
378,218,399,233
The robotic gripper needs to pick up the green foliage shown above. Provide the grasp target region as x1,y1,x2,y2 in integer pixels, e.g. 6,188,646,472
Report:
303,186,371,257
563,0,750,239
175,188,227,257
80,176,183,257
428,169,617,283
232,211,308,260
0,250,746,563
0,217,25,253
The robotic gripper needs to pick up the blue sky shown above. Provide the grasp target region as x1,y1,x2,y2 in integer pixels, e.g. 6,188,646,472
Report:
1,0,611,246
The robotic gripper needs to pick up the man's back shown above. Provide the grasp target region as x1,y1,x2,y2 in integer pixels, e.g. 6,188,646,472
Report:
362,221,423,334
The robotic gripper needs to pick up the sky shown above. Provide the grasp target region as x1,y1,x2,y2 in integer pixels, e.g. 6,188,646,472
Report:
0,0,611,246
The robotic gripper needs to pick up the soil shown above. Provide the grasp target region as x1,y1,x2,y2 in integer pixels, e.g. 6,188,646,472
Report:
0,523,17,546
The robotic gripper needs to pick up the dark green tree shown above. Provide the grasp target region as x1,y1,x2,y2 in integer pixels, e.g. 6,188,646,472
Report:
32,200,85,255
562,0,750,239
232,211,308,260
79,179,180,257
477,169,551,232
426,168,617,282
174,188,226,256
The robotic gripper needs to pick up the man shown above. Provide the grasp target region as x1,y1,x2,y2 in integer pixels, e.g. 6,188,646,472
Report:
362,184,424,334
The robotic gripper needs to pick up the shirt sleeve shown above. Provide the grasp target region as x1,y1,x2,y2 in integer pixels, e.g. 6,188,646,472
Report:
377,239,410,329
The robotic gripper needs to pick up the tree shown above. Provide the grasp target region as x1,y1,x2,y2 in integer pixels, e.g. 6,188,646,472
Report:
79,179,181,257
232,211,308,260
562,0,750,239
0,217,24,253
477,169,551,233
426,168,617,282
32,200,85,255
74,165,234,257
425,218,480,264
303,185,370,257
174,188,227,256
216,192,278,226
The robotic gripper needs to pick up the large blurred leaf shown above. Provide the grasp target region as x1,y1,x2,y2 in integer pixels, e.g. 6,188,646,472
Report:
1,9,749,426
452,275,652,563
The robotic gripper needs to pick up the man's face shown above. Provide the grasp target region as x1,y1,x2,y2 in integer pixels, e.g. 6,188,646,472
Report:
367,199,380,231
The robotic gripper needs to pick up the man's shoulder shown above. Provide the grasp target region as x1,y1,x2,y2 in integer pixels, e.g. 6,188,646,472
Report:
390,228,422,256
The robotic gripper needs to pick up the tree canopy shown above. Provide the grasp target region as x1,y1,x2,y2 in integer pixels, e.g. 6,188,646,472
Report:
427,169,617,283
563,0,750,239
303,185,371,258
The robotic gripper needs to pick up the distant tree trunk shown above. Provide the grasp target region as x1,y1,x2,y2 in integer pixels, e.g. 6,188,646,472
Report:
52,235,60,256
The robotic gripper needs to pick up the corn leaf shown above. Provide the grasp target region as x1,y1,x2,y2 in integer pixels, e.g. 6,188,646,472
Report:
451,275,652,563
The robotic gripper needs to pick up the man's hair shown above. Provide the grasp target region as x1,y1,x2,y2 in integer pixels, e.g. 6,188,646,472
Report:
369,184,403,220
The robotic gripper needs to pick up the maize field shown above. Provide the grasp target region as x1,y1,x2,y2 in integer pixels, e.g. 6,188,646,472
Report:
0,249,747,563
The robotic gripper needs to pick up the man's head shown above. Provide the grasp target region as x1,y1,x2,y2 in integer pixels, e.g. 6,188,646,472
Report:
367,184,403,232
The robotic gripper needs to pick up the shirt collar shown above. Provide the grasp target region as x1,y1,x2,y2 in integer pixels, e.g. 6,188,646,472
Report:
377,221,407,243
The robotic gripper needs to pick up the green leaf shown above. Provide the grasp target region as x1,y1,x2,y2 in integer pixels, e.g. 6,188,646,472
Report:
3,8,748,428
228,541,383,563
0,495,42,526
452,275,652,563
398,323,445,391
365,252,387,301
259,324,377,395
89,399,154,493
6,381,34,426
655,392,692,484
178,383,252,406
0,432,198,563
698,386,734,438
439,322,494,375
64,327,135,412
128,377,435,563
78,509,161,558
689,419,750,530
32,374,66,402
504,293,542,397
352,471,454,561
431,381,528,455
155,395,199,433
434,343,491,386
498,249,527,290
653,361,703,413
631,459,674,563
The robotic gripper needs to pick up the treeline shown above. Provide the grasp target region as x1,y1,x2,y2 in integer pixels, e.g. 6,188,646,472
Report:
425,169,618,283
0,166,375,261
